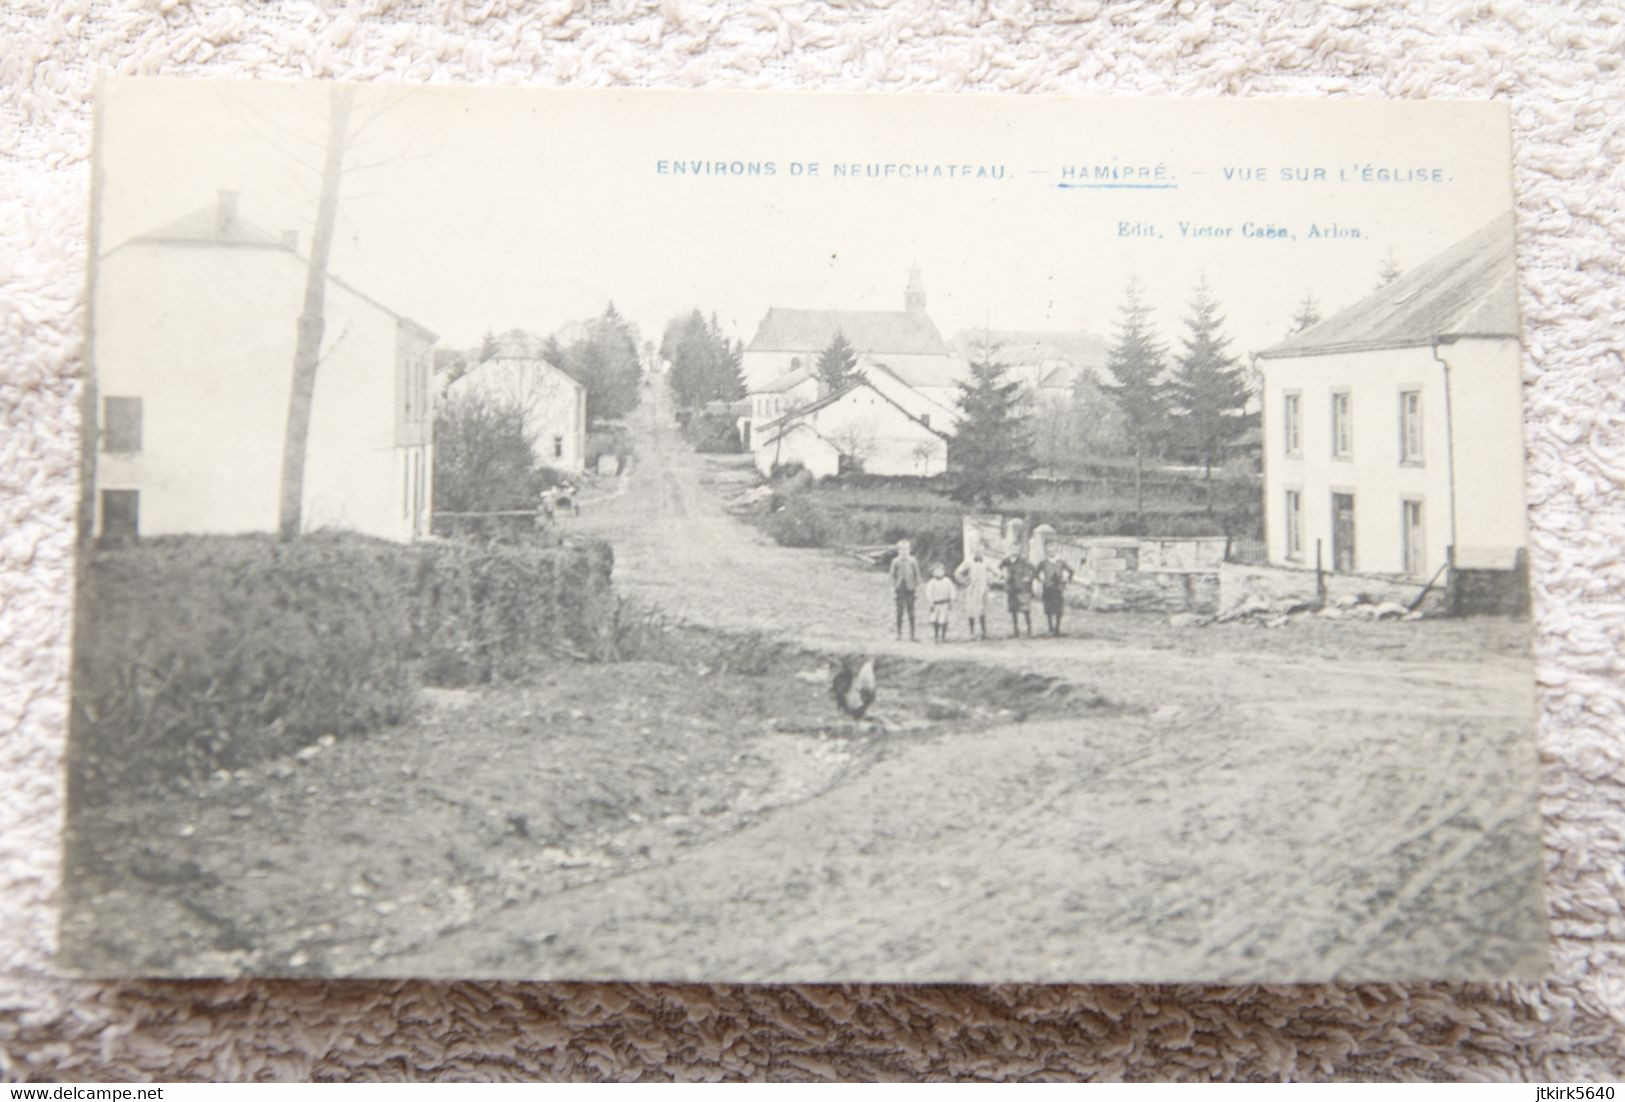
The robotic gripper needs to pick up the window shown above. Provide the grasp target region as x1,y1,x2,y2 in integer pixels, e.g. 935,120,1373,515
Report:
1399,389,1423,464
1282,392,1301,457
1331,391,1352,459
920,413,931,429
1402,499,1425,577
103,396,143,453
553,435,565,459
101,489,139,538
1284,489,1303,560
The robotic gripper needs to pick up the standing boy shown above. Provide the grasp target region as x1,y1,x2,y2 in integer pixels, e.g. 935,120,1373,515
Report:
1036,546,1076,636
999,551,1036,638
889,539,921,641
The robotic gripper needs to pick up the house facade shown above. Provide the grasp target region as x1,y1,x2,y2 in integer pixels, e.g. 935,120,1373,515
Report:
445,337,588,473
1256,213,1525,582
93,191,436,543
752,376,948,479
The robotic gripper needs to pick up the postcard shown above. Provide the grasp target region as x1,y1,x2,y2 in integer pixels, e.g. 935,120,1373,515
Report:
62,81,1543,981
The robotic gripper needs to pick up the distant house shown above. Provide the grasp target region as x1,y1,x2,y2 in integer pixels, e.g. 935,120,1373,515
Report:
753,374,949,479
1255,212,1525,585
949,328,1108,402
741,265,957,392
445,333,587,473
92,190,436,542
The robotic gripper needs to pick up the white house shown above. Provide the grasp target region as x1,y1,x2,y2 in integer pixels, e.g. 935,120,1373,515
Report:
744,366,821,449
740,265,957,392
92,191,436,543
444,334,587,473
1255,212,1525,582
752,375,949,479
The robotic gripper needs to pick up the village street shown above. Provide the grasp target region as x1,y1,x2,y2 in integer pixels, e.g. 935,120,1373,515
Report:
62,378,1546,984
382,378,1546,982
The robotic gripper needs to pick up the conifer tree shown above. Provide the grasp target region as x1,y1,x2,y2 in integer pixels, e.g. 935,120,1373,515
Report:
942,346,1034,510
816,330,860,393
1102,277,1170,525
1166,277,1249,496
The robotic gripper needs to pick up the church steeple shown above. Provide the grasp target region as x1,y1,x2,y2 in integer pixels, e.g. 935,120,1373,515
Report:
905,264,927,314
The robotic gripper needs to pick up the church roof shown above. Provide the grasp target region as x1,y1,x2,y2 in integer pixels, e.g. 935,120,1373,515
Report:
746,307,948,357
1259,212,1519,359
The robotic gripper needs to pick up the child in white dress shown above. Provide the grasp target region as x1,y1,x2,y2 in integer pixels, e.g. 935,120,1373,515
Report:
924,563,956,643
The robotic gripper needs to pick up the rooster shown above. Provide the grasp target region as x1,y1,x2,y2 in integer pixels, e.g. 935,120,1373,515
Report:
831,657,877,719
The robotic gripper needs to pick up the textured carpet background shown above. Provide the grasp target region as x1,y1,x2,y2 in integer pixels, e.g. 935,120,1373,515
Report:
3,0,1623,1082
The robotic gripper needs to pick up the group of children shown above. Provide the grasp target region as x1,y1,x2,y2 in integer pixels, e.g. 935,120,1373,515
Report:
888,539,1077,643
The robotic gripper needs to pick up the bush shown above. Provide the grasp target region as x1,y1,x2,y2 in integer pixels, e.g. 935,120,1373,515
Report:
682,410,743,454
410,537,616,683
70,532,616,797
71,534,418,796
763,496,836,548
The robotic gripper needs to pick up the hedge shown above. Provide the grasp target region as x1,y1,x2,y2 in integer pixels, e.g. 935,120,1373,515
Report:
70,532,614,794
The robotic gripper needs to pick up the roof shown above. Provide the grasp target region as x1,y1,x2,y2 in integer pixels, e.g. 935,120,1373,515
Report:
753,367,817,394
746,306,948,356
758,375,950,448
865,356,968,392
111,197,438,341
861,358,959,418
1038,363,1085,390
140,205,286,246
449,350,584,395
1258,212,1519,359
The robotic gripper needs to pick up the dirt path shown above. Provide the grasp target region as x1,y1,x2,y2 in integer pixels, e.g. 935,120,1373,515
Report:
388,378,1545,983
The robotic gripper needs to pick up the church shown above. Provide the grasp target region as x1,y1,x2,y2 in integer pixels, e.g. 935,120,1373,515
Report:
739,266,958,392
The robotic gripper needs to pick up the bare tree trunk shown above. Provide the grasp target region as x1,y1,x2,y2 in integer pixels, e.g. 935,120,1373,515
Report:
277,84,355,541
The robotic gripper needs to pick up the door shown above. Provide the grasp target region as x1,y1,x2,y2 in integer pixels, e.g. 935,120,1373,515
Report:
1331,493,1355,573
1402,499,1425,577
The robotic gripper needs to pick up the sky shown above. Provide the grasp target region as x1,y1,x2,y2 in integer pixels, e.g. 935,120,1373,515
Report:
95,81,1517,361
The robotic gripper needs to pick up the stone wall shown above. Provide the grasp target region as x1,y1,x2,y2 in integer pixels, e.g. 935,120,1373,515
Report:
961,515,1227,614
1217,561,1450,617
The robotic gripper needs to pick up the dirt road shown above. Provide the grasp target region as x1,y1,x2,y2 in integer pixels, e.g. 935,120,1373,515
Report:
397,379,1544,982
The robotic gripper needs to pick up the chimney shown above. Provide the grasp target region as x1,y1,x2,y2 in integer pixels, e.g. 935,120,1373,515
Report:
215,190,239,239
280,229,298,251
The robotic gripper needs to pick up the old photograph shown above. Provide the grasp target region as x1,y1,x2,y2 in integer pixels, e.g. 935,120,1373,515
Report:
61,81,1545,982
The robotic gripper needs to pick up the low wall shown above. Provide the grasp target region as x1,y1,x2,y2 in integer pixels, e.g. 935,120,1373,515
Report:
1217,561,1448,616
1453,548,1530,617
962,515,1226,614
